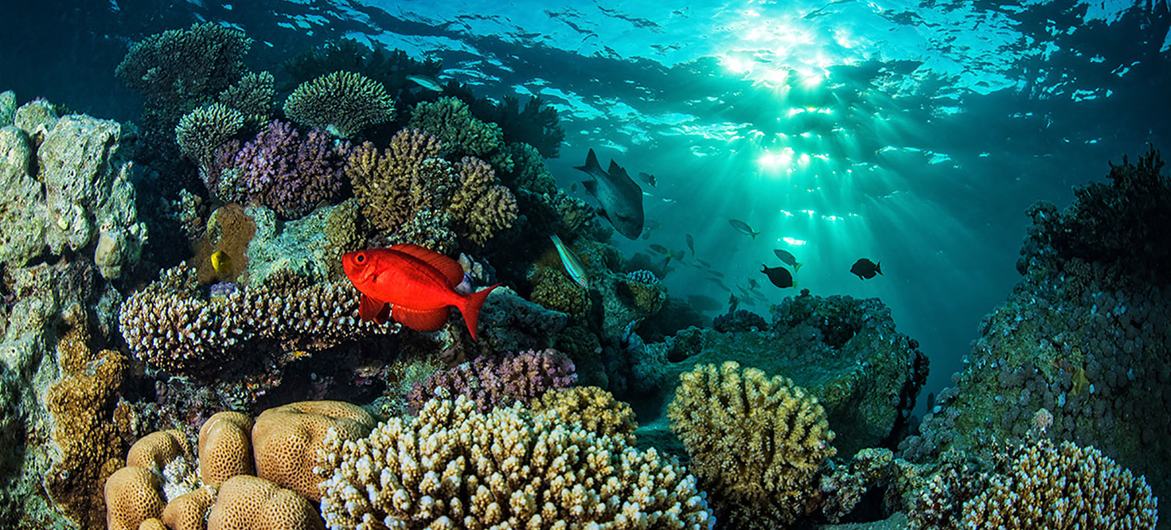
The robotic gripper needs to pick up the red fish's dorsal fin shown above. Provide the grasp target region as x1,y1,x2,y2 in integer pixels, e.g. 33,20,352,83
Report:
392,305,449,332
359,294,391,324
390,244,464,287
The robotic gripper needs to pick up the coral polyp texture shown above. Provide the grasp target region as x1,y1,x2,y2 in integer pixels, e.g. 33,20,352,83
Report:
406,348,576,412
668,361,837,529
218,71,275,126
529,386,639,443
962,439,1157,529
119,265,396,377
315,395,715,529
408,96,512,172
283,71,395,139
176,103,245,169
209,120,349,219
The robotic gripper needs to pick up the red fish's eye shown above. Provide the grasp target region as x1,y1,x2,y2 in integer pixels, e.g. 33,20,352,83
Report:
355,253,366,263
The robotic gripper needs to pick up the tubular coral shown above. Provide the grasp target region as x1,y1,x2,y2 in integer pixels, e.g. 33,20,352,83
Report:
406,349,576,412
961,439,1157,529
210,120,349,220
315,396,715,529
669,361,837,529
283,71,395,139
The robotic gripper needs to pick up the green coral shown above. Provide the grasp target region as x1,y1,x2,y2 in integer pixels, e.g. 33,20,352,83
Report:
217,71,274,125
283,71,395,138
175,103,244,168
409,96,512,172
669,361,837,529
528,265,590,318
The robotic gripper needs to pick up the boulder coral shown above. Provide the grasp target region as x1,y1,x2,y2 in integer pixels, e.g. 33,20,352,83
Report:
669,361,837,529
252,401,375,501
283,71,395,139
316,395,715,529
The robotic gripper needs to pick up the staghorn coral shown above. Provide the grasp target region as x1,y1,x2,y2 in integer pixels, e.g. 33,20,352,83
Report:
252,401,375,501
346,129,517,245
669,361,837,529
176,103,245,170
283,71,395,139
530,386,638,443
45,325,131,529
315,395,714,529
218,71,275,126
119,265,396,377
961,438,1157,529
408,96,512,172
209,120,349,219
406,349,576,412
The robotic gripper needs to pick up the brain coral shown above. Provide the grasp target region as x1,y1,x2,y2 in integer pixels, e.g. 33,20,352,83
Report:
961,438,1157,529
207,475,324,530
283,71,395,139
316,395,714,529
252,401,375,501
668,361,837,529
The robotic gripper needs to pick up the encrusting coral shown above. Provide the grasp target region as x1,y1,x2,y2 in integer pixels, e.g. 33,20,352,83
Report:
668,361,837,529
315,395,715,529
283,71,395,139
192,203,257,284
406,349,576,412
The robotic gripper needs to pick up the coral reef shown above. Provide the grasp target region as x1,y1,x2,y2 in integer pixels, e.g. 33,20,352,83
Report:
209,120,349,219
218,71,275,126
251,401,375,501
175,103,245,170
900,149,1171,521
530,386,638,443
406,349,576,412
408,96,512,172
669,361,836,529
192,204,256,284
316,395,715,529
283,71,395,139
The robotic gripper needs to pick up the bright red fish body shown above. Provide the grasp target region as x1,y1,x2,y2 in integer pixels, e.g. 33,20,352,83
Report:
342,245,497,340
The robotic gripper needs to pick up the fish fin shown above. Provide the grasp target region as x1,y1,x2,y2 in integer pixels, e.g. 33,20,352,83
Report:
359,294,391,324
576,149,602,174
391,244,464,287
458,284,499,341
876,262,882,275
795,262,802,272
582,179,599,196
597,208,610,220
751,231,759,239
607,160,623,178
792,278,798,288
392,305,450,332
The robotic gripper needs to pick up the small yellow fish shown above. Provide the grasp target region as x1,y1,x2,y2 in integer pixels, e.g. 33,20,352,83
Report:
210,250,231,276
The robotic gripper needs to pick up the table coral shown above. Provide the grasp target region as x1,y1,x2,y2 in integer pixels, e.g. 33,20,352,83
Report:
406,349,576,412
176,103,244,170
283,71,395,139
669,361,837,529
218,71,275,126
316,396,714,529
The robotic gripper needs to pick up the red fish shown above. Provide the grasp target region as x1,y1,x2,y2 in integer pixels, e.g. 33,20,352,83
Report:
342,245,498,340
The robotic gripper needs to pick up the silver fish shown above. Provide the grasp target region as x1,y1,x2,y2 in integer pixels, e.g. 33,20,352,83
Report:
574,149,645,239
774,248,802,271
550,234,589,289
406,74,443,92
729,219,760,239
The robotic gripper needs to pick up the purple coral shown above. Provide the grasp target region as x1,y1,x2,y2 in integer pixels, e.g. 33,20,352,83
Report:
407,349,576,412
209,120,348,219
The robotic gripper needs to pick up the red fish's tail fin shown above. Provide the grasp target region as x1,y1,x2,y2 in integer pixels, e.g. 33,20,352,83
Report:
460,284,500,341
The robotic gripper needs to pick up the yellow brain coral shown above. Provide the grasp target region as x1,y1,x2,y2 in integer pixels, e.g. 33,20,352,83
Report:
315,395,714,529
252,401,375,501
530,386,638,443
207,475,324,530
105,466,166,530
198,411,254,486
668,361,837,529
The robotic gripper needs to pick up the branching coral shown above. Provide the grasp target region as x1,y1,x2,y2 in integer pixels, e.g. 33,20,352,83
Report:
961,438,1157,529
283,71,395,139
408,96,512,172
176,103,244,170
406,349,576,412
449,155,518,245
530,386,638,443
315,396,714,529
210,120,349,219
119,265,396,377
668,361,837,529
218,71,275,126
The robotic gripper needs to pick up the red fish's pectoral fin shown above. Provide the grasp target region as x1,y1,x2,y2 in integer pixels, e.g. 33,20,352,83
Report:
359,294,391,324
390,244,464,287
391,305,450,332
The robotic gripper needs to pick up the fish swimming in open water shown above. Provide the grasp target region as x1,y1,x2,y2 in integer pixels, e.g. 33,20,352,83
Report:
761,264,796,288
774,248,802,271
343,245,498,340
638,171,657,187
406,74,443,92
729,219,760,239
850,258,882,280
551,234,589,289
574,148,645,239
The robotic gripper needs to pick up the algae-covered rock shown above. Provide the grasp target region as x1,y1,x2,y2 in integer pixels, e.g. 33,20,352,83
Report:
633,290,928,457
0,91,15,126
244,204,339,287
0,126,46,266
13,98,58,141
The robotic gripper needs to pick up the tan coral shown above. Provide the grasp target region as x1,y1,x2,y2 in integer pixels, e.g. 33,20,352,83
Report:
669,361,837,529
207,475,323,530
449,156,518,245
126,429,190,472
139,518,168,530
199,411,254,485
252,401,375,501
105,466,165,530
531,386,638,443
163,486,218,530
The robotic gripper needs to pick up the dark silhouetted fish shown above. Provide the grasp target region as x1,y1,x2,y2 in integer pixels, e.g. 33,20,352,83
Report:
761,264,796,288
638,171,657,187
575,149,645,239
729,219,760,239
686,234,695,256
774,249,802,271
850,258,882,280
